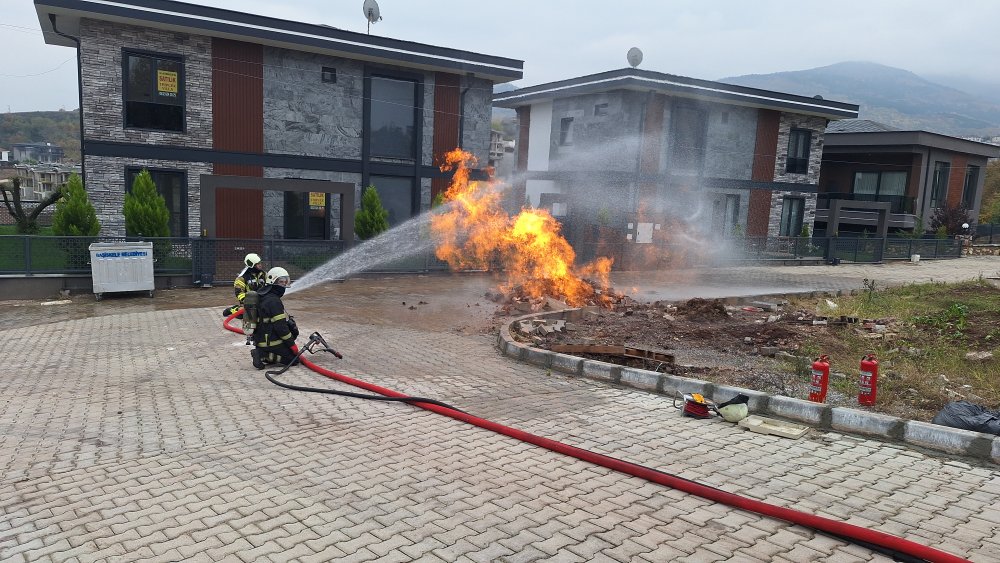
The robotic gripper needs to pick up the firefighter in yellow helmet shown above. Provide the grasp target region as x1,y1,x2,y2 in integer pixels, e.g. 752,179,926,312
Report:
250,266,299,369
223,253,266,317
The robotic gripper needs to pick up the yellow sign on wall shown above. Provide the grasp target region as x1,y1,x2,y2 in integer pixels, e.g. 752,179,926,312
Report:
157,70,178,96
309,192,326,207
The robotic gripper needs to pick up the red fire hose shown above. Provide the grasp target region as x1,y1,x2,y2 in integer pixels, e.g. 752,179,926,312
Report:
224,312,968,563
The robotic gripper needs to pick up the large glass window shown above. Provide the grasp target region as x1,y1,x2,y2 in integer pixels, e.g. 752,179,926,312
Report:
852,171,907,197
283,192,329,240
124,51,184,132
786,129,811,174
369,175,414,227
670,105,707,173
369,76,417,159
126,168,186,237
779,197,804,237
931,161,950,208
963,165,979,208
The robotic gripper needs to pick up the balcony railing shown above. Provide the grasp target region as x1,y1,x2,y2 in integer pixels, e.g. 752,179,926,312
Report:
817,192,916,214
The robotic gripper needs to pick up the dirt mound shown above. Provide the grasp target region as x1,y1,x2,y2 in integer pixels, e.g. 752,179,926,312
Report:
675,298,729,320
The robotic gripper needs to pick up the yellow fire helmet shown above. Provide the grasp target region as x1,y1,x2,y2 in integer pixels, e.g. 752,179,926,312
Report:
266,266,291,287
244,253,262,268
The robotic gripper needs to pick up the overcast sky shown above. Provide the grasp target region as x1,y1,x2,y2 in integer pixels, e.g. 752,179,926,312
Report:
3,0,1000,112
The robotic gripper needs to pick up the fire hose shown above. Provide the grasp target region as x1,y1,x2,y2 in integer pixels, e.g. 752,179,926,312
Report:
224,311,968,563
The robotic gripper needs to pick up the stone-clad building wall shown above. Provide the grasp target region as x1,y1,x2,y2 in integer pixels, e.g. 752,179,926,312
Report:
85,155,209,237
79,18,212,148
766,113,827,235
460,77,493,166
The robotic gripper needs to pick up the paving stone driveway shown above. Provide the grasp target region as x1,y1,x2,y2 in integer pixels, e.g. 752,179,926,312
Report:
2,257,1000,562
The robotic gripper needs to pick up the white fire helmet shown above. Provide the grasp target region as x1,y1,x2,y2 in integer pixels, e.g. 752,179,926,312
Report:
244,253,262,268
266,266,291,287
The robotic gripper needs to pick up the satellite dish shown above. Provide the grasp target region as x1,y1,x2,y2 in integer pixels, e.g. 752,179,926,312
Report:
627,47,643,69
363,0,381,33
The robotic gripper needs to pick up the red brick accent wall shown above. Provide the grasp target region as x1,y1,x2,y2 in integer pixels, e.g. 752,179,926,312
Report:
748,110,780,236
946,155,967,209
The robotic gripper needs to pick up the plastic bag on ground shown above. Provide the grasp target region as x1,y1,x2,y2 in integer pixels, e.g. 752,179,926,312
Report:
931,401,1000,435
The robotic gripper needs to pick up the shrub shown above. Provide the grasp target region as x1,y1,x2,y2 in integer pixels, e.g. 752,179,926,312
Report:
929,204,971,236
354,185,389,240
52,174,100,236
123,169,170,237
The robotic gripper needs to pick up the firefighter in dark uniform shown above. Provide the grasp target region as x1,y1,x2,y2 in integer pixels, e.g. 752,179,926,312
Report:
223,253,266,317
250,266,299,369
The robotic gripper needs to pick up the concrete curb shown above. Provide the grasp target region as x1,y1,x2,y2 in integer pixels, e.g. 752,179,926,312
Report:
499,307,1000,465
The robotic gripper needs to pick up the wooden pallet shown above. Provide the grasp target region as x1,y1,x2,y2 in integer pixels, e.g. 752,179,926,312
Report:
550,344,675,365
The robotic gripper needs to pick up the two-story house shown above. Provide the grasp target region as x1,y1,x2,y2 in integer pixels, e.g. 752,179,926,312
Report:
493,68,859,246
35,0,522,240
817,120,1000,236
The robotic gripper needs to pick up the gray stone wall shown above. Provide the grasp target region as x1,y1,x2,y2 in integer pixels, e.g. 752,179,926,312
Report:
703,105,757,180
84,155,210,237
263,48,364,159
263,168,362,239
766,191,819,237
773,114,826,184
78,18,212,148
460,76,493,165
548,91,643,173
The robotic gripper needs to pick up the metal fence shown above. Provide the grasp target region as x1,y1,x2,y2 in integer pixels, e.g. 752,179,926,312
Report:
974,223,1000,244
0,234,965,278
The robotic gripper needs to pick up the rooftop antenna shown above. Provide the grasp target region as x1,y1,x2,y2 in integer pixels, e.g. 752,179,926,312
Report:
363,0,382,34
627,47,643,69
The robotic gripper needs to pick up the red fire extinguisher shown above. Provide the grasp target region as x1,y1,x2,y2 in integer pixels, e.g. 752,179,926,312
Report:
859,354,879,406
808,355,830,403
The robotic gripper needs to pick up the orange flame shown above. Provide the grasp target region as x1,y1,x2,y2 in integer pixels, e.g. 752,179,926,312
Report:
431,149,613,306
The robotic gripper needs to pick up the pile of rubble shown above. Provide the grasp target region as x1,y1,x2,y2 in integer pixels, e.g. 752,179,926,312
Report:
487,279,633,315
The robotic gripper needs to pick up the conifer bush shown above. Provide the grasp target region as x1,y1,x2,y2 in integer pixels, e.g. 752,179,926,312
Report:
354,184,389,240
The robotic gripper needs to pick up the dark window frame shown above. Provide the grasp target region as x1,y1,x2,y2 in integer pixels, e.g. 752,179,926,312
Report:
930,161,950,208
121,48,186,133
669,102,708,173
559,117,574,146
321,66,337,84
366,71,421,161
124,166,189,237
593,103,608,117
283,190,332,240
785,128,811,175
851,170,909,196
963,164,979,208
779,196,805,237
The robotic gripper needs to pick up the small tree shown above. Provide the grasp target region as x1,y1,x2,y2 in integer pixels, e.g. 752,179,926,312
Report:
354,184,389,240
929,204,971,236
1,177,65,234
799,223,811,238
52,174,100,236
123,169,170,237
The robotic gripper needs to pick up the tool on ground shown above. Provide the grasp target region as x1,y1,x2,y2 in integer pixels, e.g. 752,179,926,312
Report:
808,354,831,403
673,392,715,419
859,353,879,406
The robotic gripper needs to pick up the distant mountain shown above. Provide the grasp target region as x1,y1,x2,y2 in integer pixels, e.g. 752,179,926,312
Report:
0,110,80,161
720,62,1000,137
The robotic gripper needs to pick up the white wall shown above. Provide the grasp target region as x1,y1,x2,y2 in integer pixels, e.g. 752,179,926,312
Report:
527,101,552,172
525,179,556,208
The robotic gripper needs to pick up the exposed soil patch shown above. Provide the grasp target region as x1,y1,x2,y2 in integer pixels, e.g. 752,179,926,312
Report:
501,283,1000,422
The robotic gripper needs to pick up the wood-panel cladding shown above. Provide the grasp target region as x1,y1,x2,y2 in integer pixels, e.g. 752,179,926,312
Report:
212,38,263,238
946,155,967,209
431,72,461,199
748,109,780,236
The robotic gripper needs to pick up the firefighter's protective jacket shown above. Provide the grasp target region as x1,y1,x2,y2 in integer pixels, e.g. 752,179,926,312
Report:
233,266,266,305
255,289,297,352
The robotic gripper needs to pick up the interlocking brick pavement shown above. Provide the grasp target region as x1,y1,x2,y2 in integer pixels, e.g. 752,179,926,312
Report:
3,260,1000,561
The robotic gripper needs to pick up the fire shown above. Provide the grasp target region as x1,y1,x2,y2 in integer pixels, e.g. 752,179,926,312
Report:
431,149,613,306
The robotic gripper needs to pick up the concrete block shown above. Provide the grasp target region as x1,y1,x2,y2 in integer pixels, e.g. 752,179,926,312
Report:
504,341,525,361
904,421,994,457
767,395,830,427
831,408,904,439
550,353,583,375
524,347,552,368
619,368,660,392
581,360,620,383
660,375,712,397
711,385,769,414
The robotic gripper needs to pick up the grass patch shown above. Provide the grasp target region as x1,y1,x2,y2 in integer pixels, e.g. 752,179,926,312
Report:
788,278,1000,420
